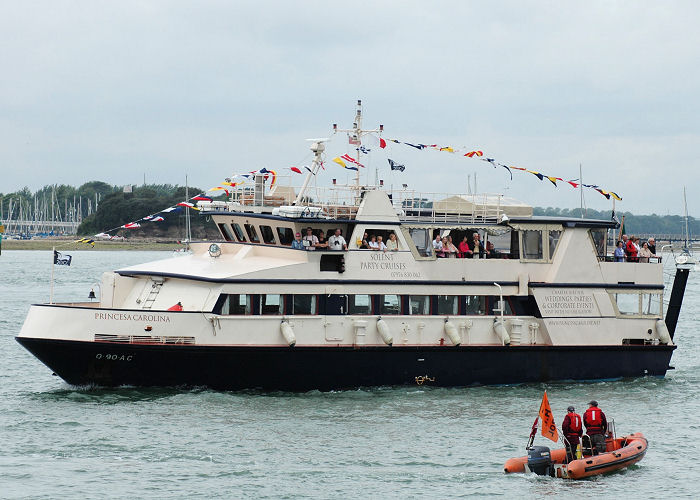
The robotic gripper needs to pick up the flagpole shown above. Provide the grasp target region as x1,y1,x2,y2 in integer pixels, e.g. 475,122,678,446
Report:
50,246,55,304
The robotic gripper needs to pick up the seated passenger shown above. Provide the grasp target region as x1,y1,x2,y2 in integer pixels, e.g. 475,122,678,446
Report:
303,227,318,251
377,235,388,252
458,236,473,258
386,233,399,251
614,240,625,262
368,235,379,250
328,228,348,251
291,232,305,249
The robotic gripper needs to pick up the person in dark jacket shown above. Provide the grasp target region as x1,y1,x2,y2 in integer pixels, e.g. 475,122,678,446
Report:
583,400,608,454
562,405,583,462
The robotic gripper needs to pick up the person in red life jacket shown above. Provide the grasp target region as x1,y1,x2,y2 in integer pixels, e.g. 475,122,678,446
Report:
583,400,608,454
562,405,583,462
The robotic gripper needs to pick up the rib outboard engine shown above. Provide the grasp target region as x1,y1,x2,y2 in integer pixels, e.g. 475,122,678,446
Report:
526,446,553,476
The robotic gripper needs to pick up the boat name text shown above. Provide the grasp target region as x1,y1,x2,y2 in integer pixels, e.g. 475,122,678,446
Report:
95,312,171,322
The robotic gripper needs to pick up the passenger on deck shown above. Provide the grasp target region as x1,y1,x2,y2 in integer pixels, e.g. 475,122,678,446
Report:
291,232,305,250
647,237,656,255
472,232,488,258
458,236,473,258
386,233,399,251
562,406,583,463
444,236,458,258
376,235,388,252
303,227,318,251
368,235,379,250
359,232,370,249
614,240,626,262
486,241,500,258
316,232,329,249
638,241,654,263
622,234,629,259
433,234,444,257
583,400,608,455
626,236,638,262
328,228,348,250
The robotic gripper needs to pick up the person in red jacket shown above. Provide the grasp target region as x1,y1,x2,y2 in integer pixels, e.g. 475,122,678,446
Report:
583,400,608,454
626,236,638,262
562,405,583,462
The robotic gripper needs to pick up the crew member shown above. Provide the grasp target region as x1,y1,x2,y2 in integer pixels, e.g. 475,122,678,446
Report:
583,400,608,454
562,405,583,462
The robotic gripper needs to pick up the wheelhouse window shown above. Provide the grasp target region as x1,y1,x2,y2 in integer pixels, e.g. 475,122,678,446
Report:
260,294,283,315
465,295,486,315
277,227,294,246
642,293,662,317
348,295,372,314
408,228,432,257
244,224,260,243
260,225,276,244
218,223,235,242
436,295,458,315
548,230,561,259
232,223,246,242
293,295,317,315
590,229,606,257
215,294,251,315
379,295,401,315
521,230,543,260
614,293,639,316
409,295,430,315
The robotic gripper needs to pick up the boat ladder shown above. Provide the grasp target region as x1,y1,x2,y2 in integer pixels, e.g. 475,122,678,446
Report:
142,282,163,309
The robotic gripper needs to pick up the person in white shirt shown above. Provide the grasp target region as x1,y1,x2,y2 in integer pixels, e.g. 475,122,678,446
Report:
303,227,318,251
368,235,379,250
376,235,388,252
328,228,347,250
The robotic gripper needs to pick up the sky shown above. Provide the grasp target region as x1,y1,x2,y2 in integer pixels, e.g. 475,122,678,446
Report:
1,1,698,215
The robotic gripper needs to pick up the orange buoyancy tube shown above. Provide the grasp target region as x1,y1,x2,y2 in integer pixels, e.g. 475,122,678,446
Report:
565,433,647,479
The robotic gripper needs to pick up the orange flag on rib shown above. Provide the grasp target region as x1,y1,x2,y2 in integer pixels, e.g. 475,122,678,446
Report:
539,391,559,442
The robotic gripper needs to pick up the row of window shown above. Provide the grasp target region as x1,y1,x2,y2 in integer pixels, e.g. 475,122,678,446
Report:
213,293,522,316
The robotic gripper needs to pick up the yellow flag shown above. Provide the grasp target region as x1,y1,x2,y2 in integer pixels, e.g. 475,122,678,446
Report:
539,391,559,442
333,157,347,168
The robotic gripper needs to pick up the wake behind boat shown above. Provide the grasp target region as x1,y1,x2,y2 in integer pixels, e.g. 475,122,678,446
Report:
15,101,692,390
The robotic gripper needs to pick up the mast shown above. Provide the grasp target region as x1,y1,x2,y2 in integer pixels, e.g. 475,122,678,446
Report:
333,99,383,188
185,175,191,248
683,186,690,251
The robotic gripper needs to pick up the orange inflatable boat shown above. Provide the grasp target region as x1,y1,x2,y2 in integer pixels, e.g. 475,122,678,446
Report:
504,433,648,479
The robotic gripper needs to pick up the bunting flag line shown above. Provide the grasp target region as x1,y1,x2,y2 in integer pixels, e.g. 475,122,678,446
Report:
177,202,194,208
333,157,359,171
340,154,365,168
192,195,212,202
380,136,621,200
388,159,406,172
161,206,182,213
357,146,371,154
290,167,303,174
150,216,165,222
121,222,141,229
75,238,95,246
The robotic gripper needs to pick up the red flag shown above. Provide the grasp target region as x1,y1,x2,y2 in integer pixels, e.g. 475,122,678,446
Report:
290,167,302,174
379,138,387,149
538,391,559,442
122,222,140,229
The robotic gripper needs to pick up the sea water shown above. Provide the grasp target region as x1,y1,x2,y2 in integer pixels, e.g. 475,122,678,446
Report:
1,250,699,499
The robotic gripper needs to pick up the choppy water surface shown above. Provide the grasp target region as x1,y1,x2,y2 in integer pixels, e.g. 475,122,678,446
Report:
2,250,699,499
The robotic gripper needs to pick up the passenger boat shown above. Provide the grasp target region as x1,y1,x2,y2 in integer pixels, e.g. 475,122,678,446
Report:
504,433,648,479
15,101,692,390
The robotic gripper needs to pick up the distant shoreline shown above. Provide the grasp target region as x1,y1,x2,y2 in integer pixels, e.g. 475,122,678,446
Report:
0,238,184,251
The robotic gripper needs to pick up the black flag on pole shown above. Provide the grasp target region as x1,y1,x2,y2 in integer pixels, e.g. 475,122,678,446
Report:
53,250,72,266
388,159,406,172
